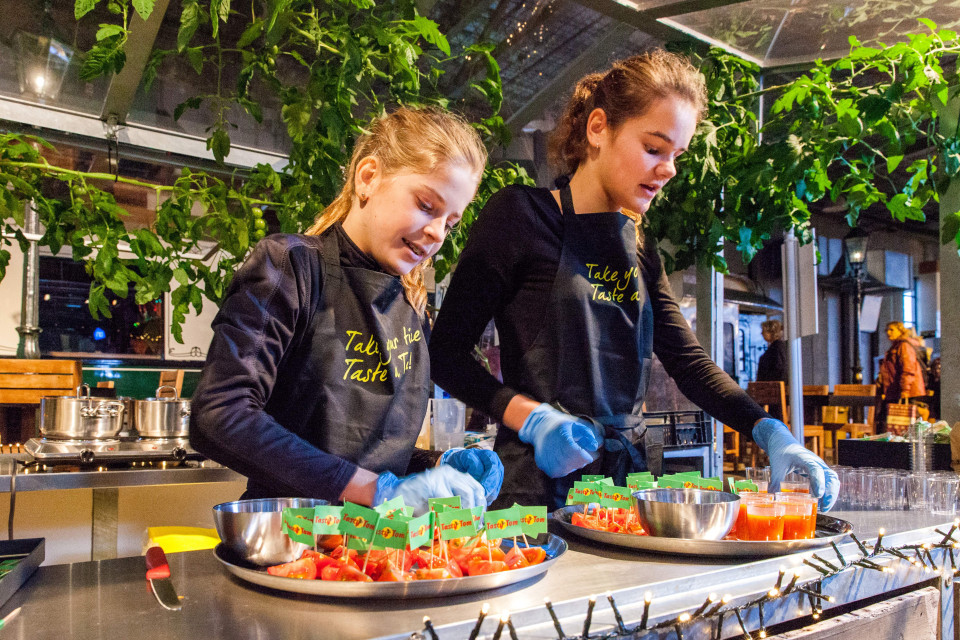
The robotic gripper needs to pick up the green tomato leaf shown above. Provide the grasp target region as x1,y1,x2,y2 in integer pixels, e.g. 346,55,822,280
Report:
173,96,203,121
95,24,125,41
186,47,204,74
236,18,263,48
942,211,960,246
207,128,231,164
281,99,312,142
132,0,155,21
886,155,903,173
173,267,189,286
408,16,450,56
75,0,99,19
177,1,200,52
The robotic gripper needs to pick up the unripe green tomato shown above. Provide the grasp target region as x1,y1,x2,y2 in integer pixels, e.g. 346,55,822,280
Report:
254,218,266,231
269,45,279,55
504,168,518,182
252,208,264,219
254,229,266,240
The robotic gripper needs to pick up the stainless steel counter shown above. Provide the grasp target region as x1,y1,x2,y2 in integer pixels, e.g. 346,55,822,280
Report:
0,461,244,493
0,510,955,639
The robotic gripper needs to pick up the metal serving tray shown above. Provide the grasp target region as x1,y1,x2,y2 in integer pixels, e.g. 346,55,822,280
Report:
214,533,567,598
0,538,44,610
553,506,852,557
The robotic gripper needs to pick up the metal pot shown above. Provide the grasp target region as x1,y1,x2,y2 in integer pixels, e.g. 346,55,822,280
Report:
135,386,191,438
40,384,126,440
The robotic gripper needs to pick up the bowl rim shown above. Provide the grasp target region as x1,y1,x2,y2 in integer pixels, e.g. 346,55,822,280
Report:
213,497,330,514
632,487,741,505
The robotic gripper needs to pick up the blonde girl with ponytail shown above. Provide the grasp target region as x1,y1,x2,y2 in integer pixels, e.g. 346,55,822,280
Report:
192,107,505,515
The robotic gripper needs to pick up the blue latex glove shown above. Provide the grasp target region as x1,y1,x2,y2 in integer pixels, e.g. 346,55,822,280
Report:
373,466,486,516
439,448,504,506
518,403,602,478
753,418,840,512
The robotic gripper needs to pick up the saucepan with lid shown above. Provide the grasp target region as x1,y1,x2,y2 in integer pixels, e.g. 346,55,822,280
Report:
40,384,126,440
135,386,191,438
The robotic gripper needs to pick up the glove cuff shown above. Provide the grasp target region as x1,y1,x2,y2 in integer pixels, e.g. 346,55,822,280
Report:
438,448,466,466
373,471,400,506
518,403,550,444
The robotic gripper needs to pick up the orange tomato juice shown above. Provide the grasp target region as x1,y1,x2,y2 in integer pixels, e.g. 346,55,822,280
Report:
745,503,784,541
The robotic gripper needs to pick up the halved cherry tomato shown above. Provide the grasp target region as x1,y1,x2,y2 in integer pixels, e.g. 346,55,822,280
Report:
299,550,339,572
376,561,407,582
414,567,453,580
316,534,343,551
320,563,373,582
464,559,507,576
266,557,318,579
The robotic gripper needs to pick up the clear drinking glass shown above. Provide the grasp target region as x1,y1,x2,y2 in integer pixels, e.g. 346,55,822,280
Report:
928,474,959,515
875,472,900,511
780,470,811,494
906,471,928,511
745,466,771,493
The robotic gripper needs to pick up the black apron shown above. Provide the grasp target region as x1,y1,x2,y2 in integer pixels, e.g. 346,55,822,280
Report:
493,184,661,510
244,230,430,498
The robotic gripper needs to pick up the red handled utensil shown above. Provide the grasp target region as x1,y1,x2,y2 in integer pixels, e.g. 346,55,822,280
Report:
145,546,182,611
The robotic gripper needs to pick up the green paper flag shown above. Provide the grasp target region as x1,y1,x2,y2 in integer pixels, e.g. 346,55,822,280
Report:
697,477,723,491
373,516,410,550
572,481,601,503
600,486,633,509
581,475,606,482
470,506,484,531
375,496,406,516
627,472,655,483
517,505,548,536
428,496,461,512
282,507,315,545
596,477,615,486
407,512,434,549
628,479,657,492
484,506,522,540
313,505,343,535
338,502,379,542
438,508,478,540
566,489,576,506
658,477,686,489
734,480,759,493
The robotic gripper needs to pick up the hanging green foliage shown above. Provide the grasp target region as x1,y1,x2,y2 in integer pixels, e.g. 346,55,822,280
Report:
649,21,960,273
0,0,531,341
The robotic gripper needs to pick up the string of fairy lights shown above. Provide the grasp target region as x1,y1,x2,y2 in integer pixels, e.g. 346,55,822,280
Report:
414,522,960,640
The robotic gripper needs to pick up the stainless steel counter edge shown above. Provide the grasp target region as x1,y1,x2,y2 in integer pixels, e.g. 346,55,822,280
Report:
0,465,245,491
378,510,958,640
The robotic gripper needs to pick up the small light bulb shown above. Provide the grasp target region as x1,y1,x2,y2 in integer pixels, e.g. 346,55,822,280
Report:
678,613,691,622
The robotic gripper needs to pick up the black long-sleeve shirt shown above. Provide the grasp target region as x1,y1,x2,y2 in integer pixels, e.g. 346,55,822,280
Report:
430,185,768,436
190,227,439,502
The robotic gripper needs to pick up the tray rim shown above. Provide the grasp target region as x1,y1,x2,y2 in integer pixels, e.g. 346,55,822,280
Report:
552,506,853,557
213,533,567,598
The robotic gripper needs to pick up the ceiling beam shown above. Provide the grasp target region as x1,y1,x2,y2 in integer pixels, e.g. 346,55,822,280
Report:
99,0,171,123
573,0,753,56
505,21,633,135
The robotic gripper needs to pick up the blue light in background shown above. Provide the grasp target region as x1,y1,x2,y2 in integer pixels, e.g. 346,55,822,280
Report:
93,327,106,341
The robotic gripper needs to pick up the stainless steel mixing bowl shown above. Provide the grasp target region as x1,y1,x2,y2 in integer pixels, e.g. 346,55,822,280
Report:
213,497,328,566
633,488,739,540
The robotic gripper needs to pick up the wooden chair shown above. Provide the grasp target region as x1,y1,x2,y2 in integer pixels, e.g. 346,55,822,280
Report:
746,381,789,467
157,370,184,398
831,384,878,439
0,359,83,442
723,425,741,474
802,385,829,461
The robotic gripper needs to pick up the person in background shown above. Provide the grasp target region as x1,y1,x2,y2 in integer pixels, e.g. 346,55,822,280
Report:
928,357,941,421
429,51,838,511
756,319,787,384
190,107,503,515
877,321,927,430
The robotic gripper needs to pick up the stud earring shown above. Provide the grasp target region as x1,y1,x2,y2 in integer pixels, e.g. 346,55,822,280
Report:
359,192,367,204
